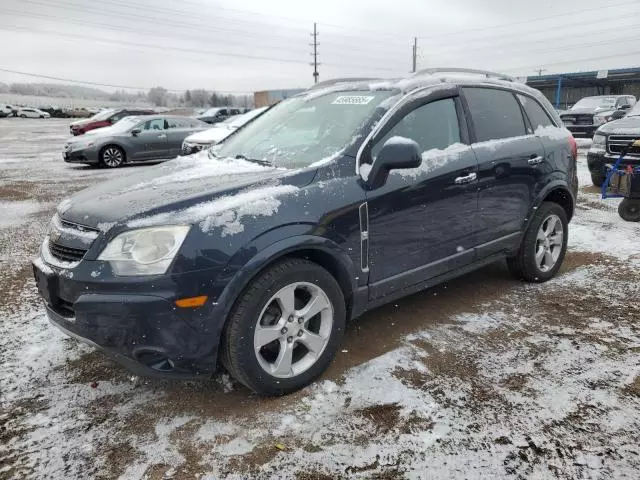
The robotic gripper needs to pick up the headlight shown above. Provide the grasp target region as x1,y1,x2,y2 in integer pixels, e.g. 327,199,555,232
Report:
98,226,190,276
592,133,606,146
593,115,605,126
71,140,95,151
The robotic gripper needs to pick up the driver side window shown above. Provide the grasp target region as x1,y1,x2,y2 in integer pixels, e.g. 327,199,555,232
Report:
372,98,461,161
143,118,165,130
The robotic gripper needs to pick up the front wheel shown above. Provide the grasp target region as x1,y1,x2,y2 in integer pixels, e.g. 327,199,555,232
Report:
20,114,26,118
507,202,568,282
618,198,640,222
220,258,346,396
100,146,125,168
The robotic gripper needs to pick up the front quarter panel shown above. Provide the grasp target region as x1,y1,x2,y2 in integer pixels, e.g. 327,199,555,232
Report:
179,156,366,327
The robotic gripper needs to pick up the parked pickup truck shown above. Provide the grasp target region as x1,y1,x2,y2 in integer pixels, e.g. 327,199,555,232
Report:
560,95,636,138
587,101,640,186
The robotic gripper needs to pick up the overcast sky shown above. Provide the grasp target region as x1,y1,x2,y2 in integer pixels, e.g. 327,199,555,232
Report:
1,0,639,93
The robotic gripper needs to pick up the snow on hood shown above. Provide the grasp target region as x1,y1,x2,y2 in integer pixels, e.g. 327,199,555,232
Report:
184,126,233,145
597,115,640,135
128,184,300,236
57,152,298,229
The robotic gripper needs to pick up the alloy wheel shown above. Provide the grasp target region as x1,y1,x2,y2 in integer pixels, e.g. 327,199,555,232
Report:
253,282,333,378
535,214,564,272
102,147,123,167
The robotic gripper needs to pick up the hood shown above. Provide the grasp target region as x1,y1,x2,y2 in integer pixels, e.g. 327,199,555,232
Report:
69,118,96,127
185,126,234,145
562,107,598,115
597,115,640,135
57,152,312,230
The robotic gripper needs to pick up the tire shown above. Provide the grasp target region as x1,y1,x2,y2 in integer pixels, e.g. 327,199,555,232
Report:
99,145,125,168
20,114,26,118
591,173,606,187
221,258,346,396
507,202,569,282
618,198,640,222
40,115,45,119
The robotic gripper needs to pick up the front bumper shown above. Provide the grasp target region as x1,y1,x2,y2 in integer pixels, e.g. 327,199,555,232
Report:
587,148,640,174
32,255,222,379
63,147,99,164
564,125,599,137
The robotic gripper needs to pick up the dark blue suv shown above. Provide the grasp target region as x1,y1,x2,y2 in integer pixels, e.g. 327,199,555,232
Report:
33,69,578,395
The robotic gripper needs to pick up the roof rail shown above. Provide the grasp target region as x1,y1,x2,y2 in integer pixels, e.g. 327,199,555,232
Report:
307,77,380,91
412,68,515,82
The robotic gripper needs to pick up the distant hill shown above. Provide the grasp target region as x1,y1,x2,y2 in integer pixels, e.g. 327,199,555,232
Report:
2,82,146,103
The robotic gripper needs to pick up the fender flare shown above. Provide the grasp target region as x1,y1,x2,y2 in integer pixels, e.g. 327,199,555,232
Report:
212,231,359,333
525,180,574,232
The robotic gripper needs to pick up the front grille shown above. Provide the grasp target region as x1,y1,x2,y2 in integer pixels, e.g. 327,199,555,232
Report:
48,241,88,262
561,114,594,125
608,135,640,156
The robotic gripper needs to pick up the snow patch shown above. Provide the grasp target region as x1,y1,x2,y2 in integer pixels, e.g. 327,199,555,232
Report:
393,142,471,179
128,184,299,236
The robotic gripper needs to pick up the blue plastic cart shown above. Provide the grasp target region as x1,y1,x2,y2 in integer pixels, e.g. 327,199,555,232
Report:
601,139,640,222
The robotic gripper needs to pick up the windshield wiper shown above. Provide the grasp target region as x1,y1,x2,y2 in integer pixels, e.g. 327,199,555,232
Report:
235,154,273,167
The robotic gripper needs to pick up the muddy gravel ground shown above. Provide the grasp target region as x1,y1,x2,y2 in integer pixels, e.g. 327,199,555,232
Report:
1,119,639,479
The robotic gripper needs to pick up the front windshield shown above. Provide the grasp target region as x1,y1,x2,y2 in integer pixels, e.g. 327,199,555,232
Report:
201,108,221,117
90,108,117,121
215,90,396,168
572,97,617,109
109,116,141,132
229,107,268,128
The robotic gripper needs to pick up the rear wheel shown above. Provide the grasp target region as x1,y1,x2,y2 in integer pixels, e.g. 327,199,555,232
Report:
100,145,125,168
591,172,606,187
221,258,345,396
618,198,640,222
507,202,568,282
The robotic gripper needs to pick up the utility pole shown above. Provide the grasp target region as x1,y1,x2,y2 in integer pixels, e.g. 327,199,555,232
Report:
535,67,547,76
412,37,417,73
310,23,320,84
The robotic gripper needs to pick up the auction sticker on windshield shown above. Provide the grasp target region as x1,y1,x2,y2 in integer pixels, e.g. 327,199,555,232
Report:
332,96,375,105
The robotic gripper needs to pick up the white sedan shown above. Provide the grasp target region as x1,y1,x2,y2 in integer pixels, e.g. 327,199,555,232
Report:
181,107,268,155
17,107,51,118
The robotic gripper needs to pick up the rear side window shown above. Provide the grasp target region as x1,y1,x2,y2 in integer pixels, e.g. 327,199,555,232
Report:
463,88,527,142
372,97,461,158
517,94,555,131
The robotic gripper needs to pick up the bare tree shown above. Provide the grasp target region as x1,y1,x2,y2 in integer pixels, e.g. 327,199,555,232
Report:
147,86,168,107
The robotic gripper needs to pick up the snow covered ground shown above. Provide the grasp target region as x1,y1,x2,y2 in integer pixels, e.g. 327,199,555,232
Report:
1,120,639,479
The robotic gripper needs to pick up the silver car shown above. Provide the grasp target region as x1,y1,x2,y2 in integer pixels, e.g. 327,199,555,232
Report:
63,115,209,168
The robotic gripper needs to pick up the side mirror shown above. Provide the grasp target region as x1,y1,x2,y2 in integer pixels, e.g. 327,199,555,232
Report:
131,128,141,136
365,136,422,189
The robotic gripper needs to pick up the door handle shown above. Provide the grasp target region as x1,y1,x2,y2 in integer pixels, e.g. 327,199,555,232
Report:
157,134,167,139
528,155,543,165
454,172,477,185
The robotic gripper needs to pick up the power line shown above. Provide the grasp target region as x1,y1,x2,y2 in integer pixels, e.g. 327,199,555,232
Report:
421,9,640,49
417,0,640,40
15,0,412,51
428,33,640,64
1,8,410,66
0,67,229,93
0,25,407,73
501,49,640,74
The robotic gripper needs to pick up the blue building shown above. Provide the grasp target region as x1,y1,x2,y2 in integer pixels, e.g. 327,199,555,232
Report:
526,67,640,110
